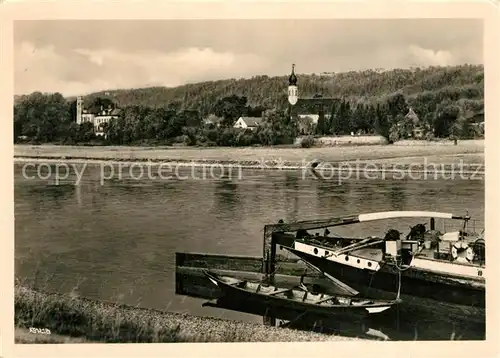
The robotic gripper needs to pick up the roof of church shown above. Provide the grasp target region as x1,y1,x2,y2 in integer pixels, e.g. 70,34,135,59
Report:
292,97,341,114
288,64,297,86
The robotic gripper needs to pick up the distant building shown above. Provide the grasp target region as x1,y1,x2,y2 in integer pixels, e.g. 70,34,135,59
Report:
467,109,485,137
466,109,484,123
406,107,424,139
76,97,121,136
297,114,320,125
203,114,223,128
233,116,263,130
295,113,333,135
405,107,420,125
291,98,339,135
285,65,340,135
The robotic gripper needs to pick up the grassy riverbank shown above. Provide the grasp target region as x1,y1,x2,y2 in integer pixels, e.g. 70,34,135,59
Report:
14,284,359,343
14,141,484,169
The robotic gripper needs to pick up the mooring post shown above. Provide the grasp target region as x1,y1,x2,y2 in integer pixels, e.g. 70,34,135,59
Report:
262,224,277,326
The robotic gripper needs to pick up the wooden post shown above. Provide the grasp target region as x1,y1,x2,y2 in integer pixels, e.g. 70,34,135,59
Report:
262,224,277,326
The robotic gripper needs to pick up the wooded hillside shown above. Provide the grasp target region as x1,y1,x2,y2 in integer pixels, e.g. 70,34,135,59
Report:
74,64,484,117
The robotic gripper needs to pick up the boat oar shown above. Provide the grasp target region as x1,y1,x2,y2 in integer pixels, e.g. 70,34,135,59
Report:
267,287,293,296
322,271,360,296
327,238,384,258
298,258,359,296
326,237,373,256
314,295,337,305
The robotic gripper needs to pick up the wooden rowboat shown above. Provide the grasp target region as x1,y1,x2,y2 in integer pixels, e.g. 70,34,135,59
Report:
203,270,399,316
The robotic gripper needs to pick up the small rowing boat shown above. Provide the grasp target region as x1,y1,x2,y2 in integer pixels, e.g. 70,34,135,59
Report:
203,270,399,316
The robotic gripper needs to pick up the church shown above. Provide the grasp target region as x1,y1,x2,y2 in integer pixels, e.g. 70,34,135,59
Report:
286,64,341,135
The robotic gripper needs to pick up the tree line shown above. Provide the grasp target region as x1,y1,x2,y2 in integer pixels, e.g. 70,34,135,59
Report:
14,64,484,147
312,91,482,142
13,93,298,146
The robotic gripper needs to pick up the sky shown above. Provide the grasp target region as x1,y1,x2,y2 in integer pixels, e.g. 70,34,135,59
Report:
14,19,483,96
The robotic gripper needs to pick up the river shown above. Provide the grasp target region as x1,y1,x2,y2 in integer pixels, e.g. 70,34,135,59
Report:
14,162,485,340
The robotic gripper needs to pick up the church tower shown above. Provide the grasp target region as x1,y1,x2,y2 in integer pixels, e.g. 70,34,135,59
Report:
76,96,83,124
287,64,298,106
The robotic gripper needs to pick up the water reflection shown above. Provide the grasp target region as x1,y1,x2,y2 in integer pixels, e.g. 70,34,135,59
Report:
18,184,75,212
284,173,300,222
386,185,407,210
202,298,485,341
317,181,351,210
14,163,485,341
213,179,239,216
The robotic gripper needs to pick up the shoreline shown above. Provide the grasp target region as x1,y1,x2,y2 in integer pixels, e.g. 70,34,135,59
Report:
14,141,484,163
14,155,485,176
14,142,485,178
15,284,361,343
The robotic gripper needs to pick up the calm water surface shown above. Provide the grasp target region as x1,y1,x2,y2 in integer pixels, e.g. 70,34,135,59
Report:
14,162,485,340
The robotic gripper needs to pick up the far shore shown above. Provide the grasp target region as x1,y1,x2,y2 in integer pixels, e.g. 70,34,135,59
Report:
14,141,484,164
14,141,485,176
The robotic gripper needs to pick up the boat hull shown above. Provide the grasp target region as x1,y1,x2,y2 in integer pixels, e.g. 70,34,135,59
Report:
284,247,485,309
205,271,396,317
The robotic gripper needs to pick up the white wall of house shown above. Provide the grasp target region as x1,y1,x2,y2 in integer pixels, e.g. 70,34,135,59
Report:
78,113,117,136
234,117,262,130
297,114,319,124
204,119,221,127
94,115,117,135
76,97,118,136
80,113,95,124
297,114,331,125
233,117,248,129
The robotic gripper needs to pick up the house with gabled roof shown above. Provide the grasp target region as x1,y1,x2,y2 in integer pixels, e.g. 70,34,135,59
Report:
233,116,263,130
405,107,420,125
405,107,424,139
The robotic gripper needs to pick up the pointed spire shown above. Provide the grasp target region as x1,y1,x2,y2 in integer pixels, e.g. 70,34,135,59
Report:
289,63,297,86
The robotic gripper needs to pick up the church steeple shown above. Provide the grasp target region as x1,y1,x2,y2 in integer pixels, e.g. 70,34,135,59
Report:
287,63,299,106
288,63,297,86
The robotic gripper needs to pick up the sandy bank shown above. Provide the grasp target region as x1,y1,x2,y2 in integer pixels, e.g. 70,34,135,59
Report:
14,141,483,162
15,285,360,343
14,142,484,171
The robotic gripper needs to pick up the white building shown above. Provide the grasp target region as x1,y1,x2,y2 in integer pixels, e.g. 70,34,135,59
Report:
233,116,263,130
203,114,223,127
76,97,121,136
